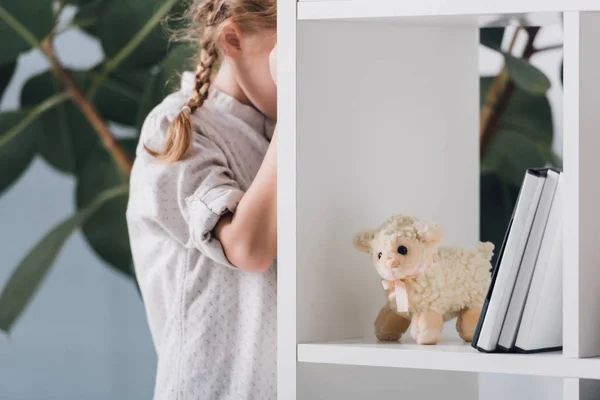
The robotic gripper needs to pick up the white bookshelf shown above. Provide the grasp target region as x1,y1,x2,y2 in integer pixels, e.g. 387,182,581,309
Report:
299,340,600,380
296,0,600,20
277,1,600,399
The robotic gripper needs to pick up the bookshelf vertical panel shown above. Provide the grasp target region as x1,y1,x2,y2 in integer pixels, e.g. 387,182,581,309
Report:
563,11,600,359
277,0,297,398
564,378,579,399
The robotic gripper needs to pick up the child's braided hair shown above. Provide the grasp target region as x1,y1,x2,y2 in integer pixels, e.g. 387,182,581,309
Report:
151,0,276,162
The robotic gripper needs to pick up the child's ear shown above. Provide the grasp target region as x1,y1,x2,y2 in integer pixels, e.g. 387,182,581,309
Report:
220,23,242,58
353,230,377,253
415,221,445,247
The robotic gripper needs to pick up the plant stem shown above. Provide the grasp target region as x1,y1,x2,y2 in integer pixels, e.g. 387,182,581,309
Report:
86,184,130,216
0,92,69,148
479,28,521,141
51,75,75,172
532,44,563,54
507,27,522,51
480,27,541,158
40,37,133,176
0,5,41,49
87,72,141,100
86,0,179,100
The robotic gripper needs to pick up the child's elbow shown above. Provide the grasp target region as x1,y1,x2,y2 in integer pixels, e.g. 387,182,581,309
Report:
226,241,275,273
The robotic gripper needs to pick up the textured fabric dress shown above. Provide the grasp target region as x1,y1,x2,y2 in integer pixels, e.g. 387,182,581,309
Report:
126,72,277,400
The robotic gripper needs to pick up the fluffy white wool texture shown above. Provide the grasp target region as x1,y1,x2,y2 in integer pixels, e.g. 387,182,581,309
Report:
400,243,493,320
368,215,493,319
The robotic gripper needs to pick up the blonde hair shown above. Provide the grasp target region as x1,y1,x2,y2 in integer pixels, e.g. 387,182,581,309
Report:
149,0,277,162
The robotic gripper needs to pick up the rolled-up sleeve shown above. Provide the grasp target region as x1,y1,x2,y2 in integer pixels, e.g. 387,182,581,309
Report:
138,110,245,269
186,182,244,268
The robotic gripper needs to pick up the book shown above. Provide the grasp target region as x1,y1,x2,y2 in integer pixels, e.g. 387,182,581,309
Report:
514,174,563,353
472,169,547,352
497,170,561,351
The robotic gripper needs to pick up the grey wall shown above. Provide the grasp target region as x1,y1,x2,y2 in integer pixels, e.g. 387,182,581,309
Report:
0,23,156,400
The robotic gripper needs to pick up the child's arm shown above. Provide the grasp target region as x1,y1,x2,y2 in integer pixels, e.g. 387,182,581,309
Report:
214,127,278,273
214,44,278,273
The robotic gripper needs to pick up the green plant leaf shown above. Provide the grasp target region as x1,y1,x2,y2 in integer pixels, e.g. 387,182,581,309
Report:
0,2,54,65
480,74,556,187
480,74,557,265
480,171,520,267
0,62,16,102
0,184,129,333
97,0,183,69
162,44,197,85
76,140,137,277
135,44,197,129
480,28,505,51
135,71,161,131
90,67,148,125
481,77,553,147
0,111,42,196
70,0,107,37
504,53,552,95
482,129,552,187
21,71,100,174
64,0,104,5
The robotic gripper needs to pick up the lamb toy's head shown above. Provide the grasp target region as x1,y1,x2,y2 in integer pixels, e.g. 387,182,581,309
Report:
353,215,445,281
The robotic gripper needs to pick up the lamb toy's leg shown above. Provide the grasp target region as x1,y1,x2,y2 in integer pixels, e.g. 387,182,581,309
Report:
410,314,420,340
411,311,443,345
374,303,410,341
456,307,481,342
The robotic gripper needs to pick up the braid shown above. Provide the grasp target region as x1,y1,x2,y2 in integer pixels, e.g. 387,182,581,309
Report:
187,0,225,112
148,0,276,162
188,43,218,112
149,1,224,162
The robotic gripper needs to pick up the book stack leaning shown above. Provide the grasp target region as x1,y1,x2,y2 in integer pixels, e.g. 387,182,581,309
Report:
473,168,563,353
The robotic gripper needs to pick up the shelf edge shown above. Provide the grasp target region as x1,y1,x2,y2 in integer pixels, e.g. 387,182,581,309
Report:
298,343,600,379
298,1,600,21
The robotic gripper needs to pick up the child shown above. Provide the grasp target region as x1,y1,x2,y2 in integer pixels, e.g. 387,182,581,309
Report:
126,1,277,399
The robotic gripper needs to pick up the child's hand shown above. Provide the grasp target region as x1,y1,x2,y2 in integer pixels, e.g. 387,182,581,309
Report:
269,44,277,85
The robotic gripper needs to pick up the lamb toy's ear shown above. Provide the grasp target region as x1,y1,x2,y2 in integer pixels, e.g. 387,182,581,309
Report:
415,221,445,247
353,230,376,253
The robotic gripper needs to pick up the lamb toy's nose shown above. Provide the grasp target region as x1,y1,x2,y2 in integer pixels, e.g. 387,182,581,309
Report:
386,259,399,269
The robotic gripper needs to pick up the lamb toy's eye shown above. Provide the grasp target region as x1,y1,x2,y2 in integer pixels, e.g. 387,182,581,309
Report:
397,246,408,255
378,252,382,259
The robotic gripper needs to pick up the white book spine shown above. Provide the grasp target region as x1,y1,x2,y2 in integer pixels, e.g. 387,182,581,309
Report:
476,172,545,351
498,170,561,349
516,174,564,351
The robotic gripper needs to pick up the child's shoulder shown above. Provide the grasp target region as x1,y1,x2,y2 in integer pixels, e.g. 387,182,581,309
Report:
138,74,213,158
139,93,186,155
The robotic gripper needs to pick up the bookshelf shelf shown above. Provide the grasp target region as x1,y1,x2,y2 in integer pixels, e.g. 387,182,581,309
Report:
278,0,600,399
297,0,600,21
298,340,600,380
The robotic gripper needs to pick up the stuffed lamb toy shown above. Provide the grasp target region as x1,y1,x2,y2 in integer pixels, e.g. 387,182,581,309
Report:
353,215,493,345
